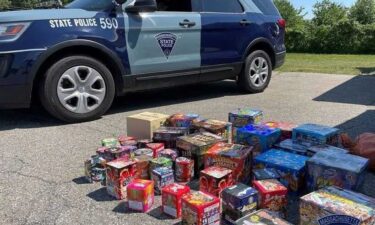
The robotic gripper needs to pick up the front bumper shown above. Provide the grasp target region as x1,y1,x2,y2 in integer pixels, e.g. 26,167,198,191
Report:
274,51,286,69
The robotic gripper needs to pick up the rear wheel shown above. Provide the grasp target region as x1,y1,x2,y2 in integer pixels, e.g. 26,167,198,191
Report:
238,50,272,93
39,56,115,123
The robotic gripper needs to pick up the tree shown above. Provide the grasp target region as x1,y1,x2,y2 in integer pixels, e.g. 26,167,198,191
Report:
349,0,375,24
0,0,10,10
10,0,42,8
312,0,348,26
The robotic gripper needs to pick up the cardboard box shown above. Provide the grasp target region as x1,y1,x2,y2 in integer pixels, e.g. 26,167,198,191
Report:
127,112,169,140
177,132,225,177
204,142,253,184
253,179,288,213
264,122,297,141
181,191,221,225
134,155,152,180
106,158,137,200
151,167,174,195
306,151,368,191
235,210,292,225
222,184,258,223
253,168,281,181
162,183,191,218
146,143,165,158
127,179,154,212
255,149,309,193
300,186,375,225
292,124,340,147
192,119,233,143
153,126,189,148
236,125,281,157
228,108,263,142
199,166,234,197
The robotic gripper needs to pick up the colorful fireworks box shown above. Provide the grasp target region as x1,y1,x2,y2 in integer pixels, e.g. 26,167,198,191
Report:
204,142,253,184
264,122,297,141
275,139,309,156
162,183,191,218
228,108,263,142
292,123,340,147
236,125,281,157
127,179,154,212
117,135,136,146
253,179,288,214
306,144,349,156
253,168,281,181
306,151,369,191
165,113,200,128
151,167,174,195
235,210,292,225
146,143,165,158
255,149,309,193
134,154,152,180
134,148,153,158
127,112,169,140
176,157,195,183
192,119,233,143
84,155,106,183
300,186,375,225
222,184,258,224
159,148,178,162
137,139,153,148
150,157,173,173
199,166,234,197
106,158,137,200
101,138,119,148
177,132,225,177
153,126,189,148
181,191,221,225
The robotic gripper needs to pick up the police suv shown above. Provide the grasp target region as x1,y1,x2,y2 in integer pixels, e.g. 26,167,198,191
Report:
0,0,285,122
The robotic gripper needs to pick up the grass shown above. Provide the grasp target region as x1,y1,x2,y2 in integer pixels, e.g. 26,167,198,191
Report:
276,53,375,75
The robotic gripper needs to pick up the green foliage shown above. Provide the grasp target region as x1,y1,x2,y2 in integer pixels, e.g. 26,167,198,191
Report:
312,0,348,25
349,0,375,24
0,0,10,9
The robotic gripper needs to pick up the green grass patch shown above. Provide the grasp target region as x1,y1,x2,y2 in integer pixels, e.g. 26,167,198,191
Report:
276,53,375,75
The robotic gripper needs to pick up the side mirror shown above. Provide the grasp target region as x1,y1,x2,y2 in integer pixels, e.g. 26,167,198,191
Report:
125,0,157,13
114,0,127,5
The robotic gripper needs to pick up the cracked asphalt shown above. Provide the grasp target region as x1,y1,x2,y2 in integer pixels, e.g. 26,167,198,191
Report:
1,72,374,225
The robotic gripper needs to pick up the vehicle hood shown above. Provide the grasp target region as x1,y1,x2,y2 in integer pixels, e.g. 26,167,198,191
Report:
0,9,97,23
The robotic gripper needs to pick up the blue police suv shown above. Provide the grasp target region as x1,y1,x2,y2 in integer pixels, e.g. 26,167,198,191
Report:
0,0,285,122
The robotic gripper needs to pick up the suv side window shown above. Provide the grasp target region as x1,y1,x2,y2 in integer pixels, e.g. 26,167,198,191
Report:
248,0,280,16
156,0,192,12
202,0,244,13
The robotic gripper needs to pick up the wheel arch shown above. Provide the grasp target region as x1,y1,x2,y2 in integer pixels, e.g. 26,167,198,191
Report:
243,38,276,69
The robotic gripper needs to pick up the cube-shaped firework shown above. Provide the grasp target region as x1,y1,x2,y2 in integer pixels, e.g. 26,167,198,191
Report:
292,123,340,147
96,146,134,162
165,113,200,128
199,166,234,197
264,122,297,141
159,149,179,162
153,126,189,148
134,155,153,180
84,155,106,183
253,168,281,181
134,148,154,158
150,157,173,173
253,179,288,214
181,191,221,225
146,143,165,158
117,135,137,147
151,167,174,195
162,183,191,218
229,108,263,142
175,157,195,183
127,179,154,212
101,138,119,148
192,119,233,143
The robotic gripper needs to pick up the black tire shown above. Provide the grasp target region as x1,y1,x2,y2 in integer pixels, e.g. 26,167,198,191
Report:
39,55,115,123
238,50,272,93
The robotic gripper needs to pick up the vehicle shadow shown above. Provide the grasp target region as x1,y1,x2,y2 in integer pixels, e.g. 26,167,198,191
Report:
335,110,375,138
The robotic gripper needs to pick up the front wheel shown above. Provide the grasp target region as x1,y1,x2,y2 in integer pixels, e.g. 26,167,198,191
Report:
238,50,272,93
39,56,115,123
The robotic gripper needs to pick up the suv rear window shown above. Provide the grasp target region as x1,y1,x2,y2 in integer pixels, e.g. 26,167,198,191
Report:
202,0,243,13
246,0,280,16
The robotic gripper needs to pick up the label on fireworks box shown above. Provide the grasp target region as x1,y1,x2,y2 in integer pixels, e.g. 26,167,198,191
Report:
255,149,309,193
182,191,221,225
265,122,297,141
134,148,153,158
204,142,253,184
150,157,173,173
153,126,189,148
292,124,340,147
151,167,174,195
306,151,368,191
253,180,288,213
134,155,152,180
127,179,154,212
235,209,293,225
192,119,233,143
253,168,281,181
176,157,194,183
200,166,234,197
146,143,165,158
162,183,190,218
106,158,137,200
300,186,375,225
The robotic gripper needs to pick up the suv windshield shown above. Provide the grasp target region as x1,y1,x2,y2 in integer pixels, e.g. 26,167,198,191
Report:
65,0,114,11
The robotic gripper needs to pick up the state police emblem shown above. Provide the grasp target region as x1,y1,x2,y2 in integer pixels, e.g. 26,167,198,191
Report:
318,215,361,225
155,33,177,59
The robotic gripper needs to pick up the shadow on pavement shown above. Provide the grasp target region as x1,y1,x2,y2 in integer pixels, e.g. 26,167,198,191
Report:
72,176,90,185
314,75,375,106
147,206,175,221
87,187,117,202
335,110,375,138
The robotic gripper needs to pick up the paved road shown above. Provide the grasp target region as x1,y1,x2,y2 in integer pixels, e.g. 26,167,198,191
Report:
1,72,374,225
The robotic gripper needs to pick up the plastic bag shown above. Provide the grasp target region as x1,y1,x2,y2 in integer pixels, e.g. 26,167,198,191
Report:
341,133,375,170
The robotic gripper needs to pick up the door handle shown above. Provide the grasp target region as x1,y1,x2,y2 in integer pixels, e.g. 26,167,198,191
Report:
240,20,251,26
179,19,196,28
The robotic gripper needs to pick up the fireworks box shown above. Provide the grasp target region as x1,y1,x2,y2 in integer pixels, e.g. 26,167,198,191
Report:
228,108,263,142
264,122,297,141
117,135,136,146
84,155,106,183
181,191,221,225
134,155,152,180
162,183,191,218
134,148,153,158
222,184,258,224
204,142,253,184
165,113,200,128
101,138,119,148
199,166,234,197
235,210,292,225
137,139,153,148
253,168,281,181
236,125,281,157
253,179,288,213
177,132,225,177
176,157,195,183
106,158,137,200
275,139,309,156
150,157,173,173
151,167,174,195
153,126,189,148
306,151,369,192
146,143,165,158
127,179,154,212
192,119,233,143
292,123,340,147
300,186,375,225
306,144,349,156
96,146,133,162
255,149,309,193
159,149,178,162
127,112,169,140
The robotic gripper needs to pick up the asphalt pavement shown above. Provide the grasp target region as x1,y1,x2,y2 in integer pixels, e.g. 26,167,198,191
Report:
1,72,374,225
